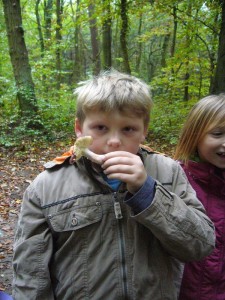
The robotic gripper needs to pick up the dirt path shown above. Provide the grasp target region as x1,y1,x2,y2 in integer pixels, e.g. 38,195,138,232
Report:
0,142,63,294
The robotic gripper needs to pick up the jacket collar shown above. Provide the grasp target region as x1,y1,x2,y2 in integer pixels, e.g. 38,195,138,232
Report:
182,160,225,182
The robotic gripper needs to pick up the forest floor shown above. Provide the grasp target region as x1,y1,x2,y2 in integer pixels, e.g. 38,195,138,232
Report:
0,139,174,295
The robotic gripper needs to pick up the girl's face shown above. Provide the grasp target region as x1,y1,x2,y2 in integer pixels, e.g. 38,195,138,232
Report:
75,110,147,155
197,126,225,169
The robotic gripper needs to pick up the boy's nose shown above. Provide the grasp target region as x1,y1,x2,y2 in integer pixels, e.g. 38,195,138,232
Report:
107,134,121,148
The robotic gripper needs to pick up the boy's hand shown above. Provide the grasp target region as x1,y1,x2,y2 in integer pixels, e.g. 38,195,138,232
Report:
101,151,147,194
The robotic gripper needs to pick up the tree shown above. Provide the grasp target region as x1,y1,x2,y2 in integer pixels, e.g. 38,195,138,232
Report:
44,0,53,40
2,0,38,120
88,3,101,75
35,0,45,56
135,13,143,73
211,0,225,93
120,0,131,73
102,0,112,70
71,0,83,83
56,0,63,89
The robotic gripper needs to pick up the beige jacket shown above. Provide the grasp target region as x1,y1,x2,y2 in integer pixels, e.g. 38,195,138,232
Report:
12,147,215,300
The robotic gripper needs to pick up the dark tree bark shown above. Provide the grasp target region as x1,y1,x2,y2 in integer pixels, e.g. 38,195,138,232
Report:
102,0,112,70
183,2,192,101
70,0,82,83
56,0,63,90
2,0,38,118
135,14,143,73
120,0,131,74
170,5,177,59
88,3,101,75
211,0,225,93
161,31,170,68
44,0,53,40
35,0,45,56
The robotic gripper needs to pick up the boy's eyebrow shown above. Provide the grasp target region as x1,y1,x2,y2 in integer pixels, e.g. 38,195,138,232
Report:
117,78,133,82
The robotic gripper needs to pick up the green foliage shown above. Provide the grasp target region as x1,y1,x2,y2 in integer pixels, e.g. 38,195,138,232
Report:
0,0,222,148
0,83,76,147
149,95,197,145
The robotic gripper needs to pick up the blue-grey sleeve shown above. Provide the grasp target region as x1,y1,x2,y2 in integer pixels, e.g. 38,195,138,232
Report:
124,176,156,214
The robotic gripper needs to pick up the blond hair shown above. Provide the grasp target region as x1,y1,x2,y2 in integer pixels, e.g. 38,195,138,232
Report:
174,94,225,164
74,69,153,126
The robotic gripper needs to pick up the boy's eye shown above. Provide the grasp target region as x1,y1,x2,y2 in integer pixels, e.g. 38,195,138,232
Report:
123,126,135,132
96,125,107,131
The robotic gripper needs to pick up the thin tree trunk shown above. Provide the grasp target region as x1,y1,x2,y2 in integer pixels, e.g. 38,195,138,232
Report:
135,14,142,73
2,0,38,118
120,0,131,74
102,0,112,70
211,0,225,93
71,0,82,83
44,0,53,40
183,2,192,101
88,3,101,75
35,0,45,56
170,4,177,76
56,0,63,90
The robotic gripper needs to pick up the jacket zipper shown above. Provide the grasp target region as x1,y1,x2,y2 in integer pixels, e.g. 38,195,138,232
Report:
113,192,129,299
113,192,123,219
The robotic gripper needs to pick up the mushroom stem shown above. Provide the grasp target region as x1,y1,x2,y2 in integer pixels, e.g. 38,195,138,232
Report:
83,148,105,164
74,136,105,164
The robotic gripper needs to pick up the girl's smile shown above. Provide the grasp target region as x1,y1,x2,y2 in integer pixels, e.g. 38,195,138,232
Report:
197,127,225,169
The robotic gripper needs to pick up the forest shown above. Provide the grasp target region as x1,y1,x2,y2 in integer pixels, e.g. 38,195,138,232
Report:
1,0,225,150
1,0,225,294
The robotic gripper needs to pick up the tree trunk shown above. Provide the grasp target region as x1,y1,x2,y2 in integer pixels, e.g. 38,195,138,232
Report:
102,0,112,70
56,0,63,90
135,14,143,73
161,32,170,68
120,0,131,74
35,0,45,56
170,4,177,77
88,3,101,75
183,2,192,101
211,0,225,93
71,0,82,83
2,0,38,117
44,0,53,40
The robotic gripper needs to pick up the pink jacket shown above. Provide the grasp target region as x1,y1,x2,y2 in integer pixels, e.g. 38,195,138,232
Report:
179,161,225,300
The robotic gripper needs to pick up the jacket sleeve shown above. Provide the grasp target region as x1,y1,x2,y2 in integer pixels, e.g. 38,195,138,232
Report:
12,182,54,300
132,156,215,262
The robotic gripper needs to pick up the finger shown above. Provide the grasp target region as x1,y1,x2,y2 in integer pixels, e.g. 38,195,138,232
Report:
104,151,135,160
104,164,134,175
102,157,134,169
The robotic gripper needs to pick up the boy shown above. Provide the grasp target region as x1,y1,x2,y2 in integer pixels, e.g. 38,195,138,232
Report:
12,70,215,299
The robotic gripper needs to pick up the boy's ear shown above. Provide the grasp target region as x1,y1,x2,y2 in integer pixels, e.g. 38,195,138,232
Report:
141,126,148,142
75,118,83,138
141,134,146,143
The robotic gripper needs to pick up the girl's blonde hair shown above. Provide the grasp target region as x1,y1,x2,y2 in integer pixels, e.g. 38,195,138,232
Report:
74,69,153,126
174,94,225,164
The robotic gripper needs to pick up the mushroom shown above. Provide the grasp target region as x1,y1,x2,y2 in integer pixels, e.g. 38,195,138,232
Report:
74,136,105,164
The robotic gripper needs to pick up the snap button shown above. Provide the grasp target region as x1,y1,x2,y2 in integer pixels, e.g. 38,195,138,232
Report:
71,217,78,226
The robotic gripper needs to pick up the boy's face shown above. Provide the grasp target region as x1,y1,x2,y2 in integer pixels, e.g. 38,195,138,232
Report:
75,110,147,155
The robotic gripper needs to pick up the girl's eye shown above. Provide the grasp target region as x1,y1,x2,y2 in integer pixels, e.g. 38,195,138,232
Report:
210,131,222,137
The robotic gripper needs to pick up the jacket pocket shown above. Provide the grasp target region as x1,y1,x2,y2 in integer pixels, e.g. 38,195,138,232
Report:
47,200,104,259
47,201,102,232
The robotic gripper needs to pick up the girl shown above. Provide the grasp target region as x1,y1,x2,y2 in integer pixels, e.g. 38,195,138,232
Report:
174,94,225,299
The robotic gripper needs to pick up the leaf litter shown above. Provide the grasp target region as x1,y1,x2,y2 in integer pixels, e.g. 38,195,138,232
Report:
0,141,67,294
